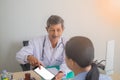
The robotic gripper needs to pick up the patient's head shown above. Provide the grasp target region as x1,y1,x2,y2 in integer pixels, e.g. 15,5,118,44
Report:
65,36,94,72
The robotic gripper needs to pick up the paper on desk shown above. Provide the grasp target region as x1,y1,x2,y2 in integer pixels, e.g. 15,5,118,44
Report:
47,67,59,75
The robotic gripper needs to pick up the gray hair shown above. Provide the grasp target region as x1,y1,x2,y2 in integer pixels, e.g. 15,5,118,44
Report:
47,15,64,29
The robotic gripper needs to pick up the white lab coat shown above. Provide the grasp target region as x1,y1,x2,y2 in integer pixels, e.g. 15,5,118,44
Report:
16,35,70,74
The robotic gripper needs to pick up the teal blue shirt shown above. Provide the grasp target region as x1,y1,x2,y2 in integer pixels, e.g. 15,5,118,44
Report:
74,72,112,80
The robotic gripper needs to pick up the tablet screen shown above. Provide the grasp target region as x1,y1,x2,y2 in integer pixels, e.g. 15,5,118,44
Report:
34,66,55,80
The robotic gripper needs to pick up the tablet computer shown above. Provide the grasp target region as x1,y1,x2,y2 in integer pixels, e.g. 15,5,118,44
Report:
34,66,55,80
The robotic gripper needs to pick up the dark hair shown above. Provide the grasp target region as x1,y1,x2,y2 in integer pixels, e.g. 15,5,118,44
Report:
46,15,64,29
65,36,99,80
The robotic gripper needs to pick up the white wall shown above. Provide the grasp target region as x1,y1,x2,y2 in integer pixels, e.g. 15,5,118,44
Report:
0,0,120,73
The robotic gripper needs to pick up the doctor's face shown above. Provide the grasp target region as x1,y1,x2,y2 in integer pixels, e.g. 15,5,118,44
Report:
46,23,64,41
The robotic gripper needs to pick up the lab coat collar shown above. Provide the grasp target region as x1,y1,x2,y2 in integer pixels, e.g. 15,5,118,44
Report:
44,35,64,65
45,35,63,49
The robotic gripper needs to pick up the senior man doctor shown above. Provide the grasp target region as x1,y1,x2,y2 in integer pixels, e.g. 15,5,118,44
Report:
16,15,71,80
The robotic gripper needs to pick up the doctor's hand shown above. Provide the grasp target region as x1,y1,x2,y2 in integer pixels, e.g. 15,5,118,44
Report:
27,55,43,68
55,71,64,80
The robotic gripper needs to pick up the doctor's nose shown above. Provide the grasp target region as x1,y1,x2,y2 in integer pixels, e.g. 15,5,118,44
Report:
54,30,59,36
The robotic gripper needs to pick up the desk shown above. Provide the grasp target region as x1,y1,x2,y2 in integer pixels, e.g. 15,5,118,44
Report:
110,73,120,80
1,70,119,80
99,68,120,80
13,71,120,80
13,70,41,80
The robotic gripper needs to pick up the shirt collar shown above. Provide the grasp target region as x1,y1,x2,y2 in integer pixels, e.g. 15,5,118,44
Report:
74,72,88,80
45,35,63,48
